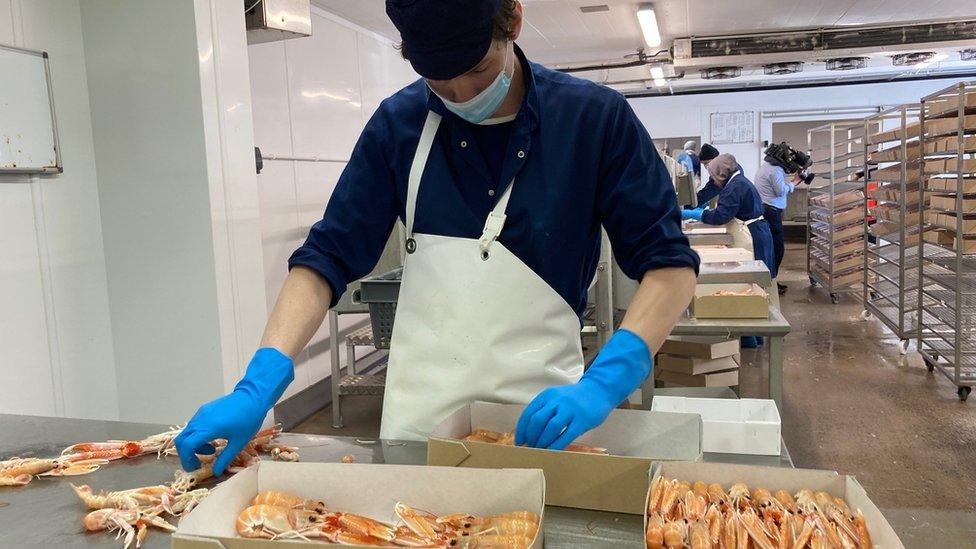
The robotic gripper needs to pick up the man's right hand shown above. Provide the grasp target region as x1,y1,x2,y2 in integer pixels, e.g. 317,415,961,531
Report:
174,348,294,475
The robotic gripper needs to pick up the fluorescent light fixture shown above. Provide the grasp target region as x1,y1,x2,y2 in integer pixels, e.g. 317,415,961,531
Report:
649,65,666,87
916,53,949,68
637,4,661,49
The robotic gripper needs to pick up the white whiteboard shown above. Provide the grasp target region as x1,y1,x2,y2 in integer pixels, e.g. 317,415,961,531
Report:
710,111,755,145
0,43,61,173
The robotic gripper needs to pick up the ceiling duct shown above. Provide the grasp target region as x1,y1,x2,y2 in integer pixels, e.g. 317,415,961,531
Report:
579,4,610,13
961,48,976,61
672,20,976,68
764,62,803,75
891,52,936,66
701,66,742,80
825,57,868,71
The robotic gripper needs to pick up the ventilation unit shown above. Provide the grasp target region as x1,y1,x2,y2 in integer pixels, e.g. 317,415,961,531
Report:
891,52,936,66
764,62,803,75
579,4,610,13
701,66,742,80
825,57,868,71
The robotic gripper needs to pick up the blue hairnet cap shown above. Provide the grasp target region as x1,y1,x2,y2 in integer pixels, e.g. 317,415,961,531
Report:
387,0,502,80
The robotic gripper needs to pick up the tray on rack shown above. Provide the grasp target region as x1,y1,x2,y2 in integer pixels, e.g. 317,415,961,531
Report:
872,204,921,225
869,144,920,164
809,189,865,208
929,194,976,213
869,184,923,206
812,250,863,273
925,93,976,119
923,115,976,138
813,266,863,289
811,235,864,256
810,207,864,226
924,134,976,154
927,176,976,194
812,220,865,242
872,162,922,183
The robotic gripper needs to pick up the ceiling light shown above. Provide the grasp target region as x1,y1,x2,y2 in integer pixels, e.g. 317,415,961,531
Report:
962,48,976,61
636,4,661,49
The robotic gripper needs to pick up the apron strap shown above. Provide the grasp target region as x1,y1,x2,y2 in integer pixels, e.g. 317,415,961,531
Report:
478,177,515,257
405,111,442,247
744,216,764,226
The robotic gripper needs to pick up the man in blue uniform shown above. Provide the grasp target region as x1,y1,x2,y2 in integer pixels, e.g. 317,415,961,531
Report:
683,154,774,348
175,0,698,474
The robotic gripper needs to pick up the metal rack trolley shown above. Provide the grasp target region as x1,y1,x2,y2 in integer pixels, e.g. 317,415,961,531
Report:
916,82,976,401
807,122,868,304
861,105,921,354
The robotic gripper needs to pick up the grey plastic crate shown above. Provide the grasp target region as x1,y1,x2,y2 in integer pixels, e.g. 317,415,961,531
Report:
354,267,402,350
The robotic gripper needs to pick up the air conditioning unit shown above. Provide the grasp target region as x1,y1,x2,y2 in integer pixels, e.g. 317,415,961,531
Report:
245,0,312,45
825,57,868,71
701,66,742,80
764,62,803,75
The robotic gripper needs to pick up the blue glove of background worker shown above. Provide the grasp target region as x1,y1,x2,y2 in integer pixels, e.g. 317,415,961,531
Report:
515,329,653,450
174,348,294,475
681,207,706,222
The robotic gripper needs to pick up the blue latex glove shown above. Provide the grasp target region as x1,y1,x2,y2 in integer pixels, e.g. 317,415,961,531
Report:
175,348,294,475
681,207,705,222
515,329,653,450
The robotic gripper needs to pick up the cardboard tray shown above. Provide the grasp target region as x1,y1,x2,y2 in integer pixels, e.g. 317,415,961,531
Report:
930,194,976,214
693,246,754,264
659,336,740,360
644,462,905,548
655,368,739,388
650,397,781,456
691,283,769,319
427,401,702,515
927,176,976,194
172,461,545,548
657,353,740,375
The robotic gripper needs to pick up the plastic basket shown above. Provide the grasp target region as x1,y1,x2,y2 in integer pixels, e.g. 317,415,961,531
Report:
355,268,402,350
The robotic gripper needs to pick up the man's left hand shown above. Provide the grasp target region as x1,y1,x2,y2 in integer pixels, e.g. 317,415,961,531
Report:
515,329,653,450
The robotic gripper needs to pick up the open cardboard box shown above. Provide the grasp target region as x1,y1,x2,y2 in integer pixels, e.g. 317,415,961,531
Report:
427,401,702,515
657,353,740,375
691,283,769,319
644,461,905,548
172,461,545,548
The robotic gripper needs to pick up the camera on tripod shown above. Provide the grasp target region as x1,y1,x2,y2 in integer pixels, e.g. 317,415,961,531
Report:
764,142,815,184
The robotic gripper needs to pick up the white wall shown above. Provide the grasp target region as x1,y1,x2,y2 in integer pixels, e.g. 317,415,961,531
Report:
629,77,973,179
80,0,267,424
0,0,118,420
249,7,417,399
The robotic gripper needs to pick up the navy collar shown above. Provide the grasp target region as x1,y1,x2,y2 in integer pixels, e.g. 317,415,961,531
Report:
426,43,540,129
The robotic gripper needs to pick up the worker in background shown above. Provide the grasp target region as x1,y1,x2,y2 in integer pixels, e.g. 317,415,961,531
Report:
175,0,699,474
693,143,721,204
682,154,773,349
754,150,804,295
676,140,700,179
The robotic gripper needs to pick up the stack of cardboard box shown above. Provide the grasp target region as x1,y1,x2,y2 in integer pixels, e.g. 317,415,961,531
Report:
655,336,740,388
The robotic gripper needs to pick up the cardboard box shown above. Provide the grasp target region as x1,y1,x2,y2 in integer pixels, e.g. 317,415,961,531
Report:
811,206,863,226
172,461,545,549
930,194,976,213
657,353,740,375
427,401,702,515
929,212,976,235
924,134,976,154
692,245,754,264
809,189,864,208
691,283,769,319
655,368,739,388
927,176,976,194
869,143,920,163
872,162,921,183
956,236,976,254
811,220,865,242
650,397,781,456
924,228,956,246
645,462,905,549
659,336,740,360
924,115,976,138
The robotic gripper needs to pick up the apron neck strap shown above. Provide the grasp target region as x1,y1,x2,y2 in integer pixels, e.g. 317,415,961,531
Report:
405,110,518,258
405,111,442,240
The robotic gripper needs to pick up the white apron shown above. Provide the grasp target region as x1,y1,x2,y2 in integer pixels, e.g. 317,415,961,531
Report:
722,170,761,255
379,111,585,441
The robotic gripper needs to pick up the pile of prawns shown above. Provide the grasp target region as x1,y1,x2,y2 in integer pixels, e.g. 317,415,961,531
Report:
645,476,874,549
2,423,300,549
237,489,539,548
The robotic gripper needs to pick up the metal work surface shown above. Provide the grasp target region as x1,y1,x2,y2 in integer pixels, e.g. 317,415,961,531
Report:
669,305,791,407
0,413,793,548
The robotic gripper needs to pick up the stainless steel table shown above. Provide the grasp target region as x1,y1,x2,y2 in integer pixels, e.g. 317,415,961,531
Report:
661,306,792,409
0,414,790,548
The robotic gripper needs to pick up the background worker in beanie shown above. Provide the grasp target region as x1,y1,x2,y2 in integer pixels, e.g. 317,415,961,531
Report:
693,143,721,205
175,0,698,468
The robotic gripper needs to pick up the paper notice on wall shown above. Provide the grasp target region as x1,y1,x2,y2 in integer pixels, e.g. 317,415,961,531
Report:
710,111,755,144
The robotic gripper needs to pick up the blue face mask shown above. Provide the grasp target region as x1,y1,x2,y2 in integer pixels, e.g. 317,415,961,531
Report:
429,43,514,124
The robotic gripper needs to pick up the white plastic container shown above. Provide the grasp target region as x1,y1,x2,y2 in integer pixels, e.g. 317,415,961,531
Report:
650,396,781,456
